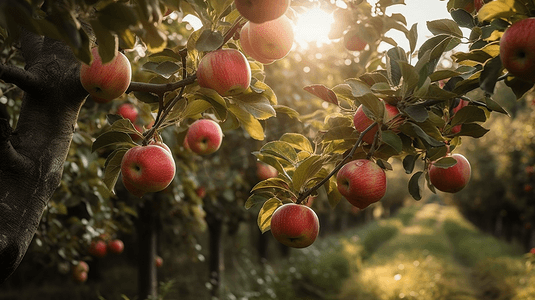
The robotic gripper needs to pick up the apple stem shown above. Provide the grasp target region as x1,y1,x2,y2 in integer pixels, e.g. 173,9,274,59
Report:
296,122,378,204
366,130,380,160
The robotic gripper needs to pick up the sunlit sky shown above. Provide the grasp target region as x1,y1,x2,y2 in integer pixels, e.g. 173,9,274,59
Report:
183,0,466,52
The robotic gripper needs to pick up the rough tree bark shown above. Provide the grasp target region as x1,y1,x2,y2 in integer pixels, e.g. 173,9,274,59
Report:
0,29,87,282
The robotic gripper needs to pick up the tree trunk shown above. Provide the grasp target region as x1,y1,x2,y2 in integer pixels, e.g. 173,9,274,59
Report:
137,196,160,299
0,30,87,282
207,215,224,299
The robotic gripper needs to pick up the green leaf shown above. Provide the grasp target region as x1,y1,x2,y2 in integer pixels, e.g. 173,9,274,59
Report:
403,154,420,174
477,0,528,23
92,131,135,152
181,99,212,119
484,97,508,115
504,76,535,99
255,154,290,181
480,55,503,95
426,19,464,38
155,61,181,79
103,148,127,193
450,8,476,29
234,92,276,120
408,171,425,200
260,141,298,164
273,105,300,119
406,23,418,53
325,176,342,208
280,133,314,153
457,123,489,138
381,130,403,153
400,122,444,147
228,103,264,140
345,78,373,98
97,3,139,33
432,156,457,169
251,178,290,192
404,105,429,122
398,61,419,97
292,155,324,192
195,29,224,51
90,20,117,64
386,47,407,86
134,91,159,104
450,105,487,126
149,48,182,61
245,193,270,209
257,198,282,233
358,93,384,122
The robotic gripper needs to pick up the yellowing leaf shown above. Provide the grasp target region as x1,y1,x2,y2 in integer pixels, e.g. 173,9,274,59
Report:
257,198,282,233
228,103,265,140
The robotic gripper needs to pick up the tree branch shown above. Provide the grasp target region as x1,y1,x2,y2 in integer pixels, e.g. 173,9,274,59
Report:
296,122,378,204
0,63,41,94
125,73,197,96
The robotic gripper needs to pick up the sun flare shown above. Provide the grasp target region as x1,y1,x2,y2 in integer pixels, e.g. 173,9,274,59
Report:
294,7,334,48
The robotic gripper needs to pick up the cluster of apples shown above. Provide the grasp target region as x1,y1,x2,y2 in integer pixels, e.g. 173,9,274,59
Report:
236,0,294,65
88,238,125,258
72,261,89,283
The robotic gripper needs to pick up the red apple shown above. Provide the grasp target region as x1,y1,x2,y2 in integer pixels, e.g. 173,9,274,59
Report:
155,256,163,268
121,145,176,197
72,261,89,275
336,159,387,209
197,48,251,96
234,0,290,24
107,239,124,254
450,99,469,134
256,162,278,180
240,22,276,64
73,271,88,283
429,153,471,193
185,119,223,155
343,30,367,51
247,15,294,60
89,240,107,258
117,103,138,123
196,187,206,198
149,140,172,154
270,203,320,248
525,184,533,192
500,18,535,82
80,47,132,100
353,102,400,145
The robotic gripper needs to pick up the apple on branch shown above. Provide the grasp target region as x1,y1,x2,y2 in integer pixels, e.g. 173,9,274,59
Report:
80,47,132,101
246,15,294,61
239,22,276,64
343,30,367,52
117,103,138,123
185,119,223,155
500,18,535,82
270,203,320,248
336,159,387,209
449,99,469,134
71,261,89,283
256,162,278,180
234,0,290,24
107,239,124,254
89,240,107,258
121,144,176,197
197,48,251,96
353,102,400,145
429,153,471,193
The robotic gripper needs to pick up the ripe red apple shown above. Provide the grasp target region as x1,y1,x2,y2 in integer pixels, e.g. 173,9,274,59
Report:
149,140,172,154
256,162,278,180
185,119,223,155
197,48,251,96
107,239,124,254
270,203,320,248
155,256,163,268
500,18,535,82
247,15,294,60
450,99,469,134
343,30,367,51
72,261,89,275
117,103,138,123
80,47,132,101
196,186,206,198
336,159,387,209
429,153,471,193
234,0,290,24
73,270,88,283
121,145,176,197
89,240,107,258
525,184,533,192
353,102,400,145
240,22,275,64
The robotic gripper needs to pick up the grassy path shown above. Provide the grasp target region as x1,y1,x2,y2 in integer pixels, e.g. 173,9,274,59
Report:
336,203,535,300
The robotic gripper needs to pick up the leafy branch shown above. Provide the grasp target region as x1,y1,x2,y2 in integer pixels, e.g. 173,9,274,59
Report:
296,121,378,204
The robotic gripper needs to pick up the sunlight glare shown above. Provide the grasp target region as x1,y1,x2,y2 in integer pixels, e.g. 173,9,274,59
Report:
183,14,203,31
294,7,334,48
